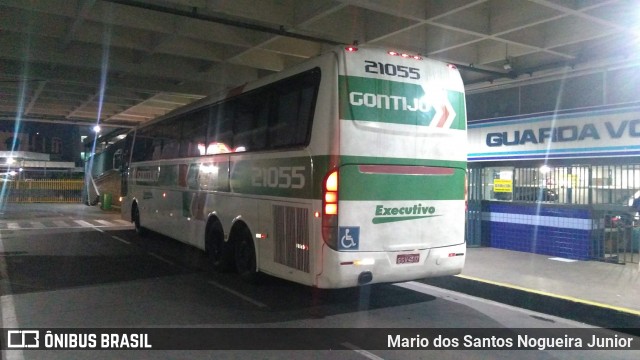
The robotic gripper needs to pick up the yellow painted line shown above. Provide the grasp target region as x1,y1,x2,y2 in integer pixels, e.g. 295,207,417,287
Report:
456,274,640,317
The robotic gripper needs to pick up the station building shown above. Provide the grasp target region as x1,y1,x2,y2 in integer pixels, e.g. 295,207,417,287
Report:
465,62,640,265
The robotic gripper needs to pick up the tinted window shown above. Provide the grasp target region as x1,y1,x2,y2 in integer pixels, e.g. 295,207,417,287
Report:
131,68,321,160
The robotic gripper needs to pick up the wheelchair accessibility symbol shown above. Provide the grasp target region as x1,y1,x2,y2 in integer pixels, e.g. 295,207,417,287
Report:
338,226,360,250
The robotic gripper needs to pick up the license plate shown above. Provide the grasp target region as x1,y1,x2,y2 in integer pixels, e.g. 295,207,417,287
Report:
396,254,420,264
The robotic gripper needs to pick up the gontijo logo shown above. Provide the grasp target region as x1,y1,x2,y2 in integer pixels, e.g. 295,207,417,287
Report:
338,76,465,130
349,91,457,129
373,203,439,224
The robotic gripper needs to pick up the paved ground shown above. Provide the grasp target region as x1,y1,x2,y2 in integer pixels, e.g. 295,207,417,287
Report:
0,203,131,231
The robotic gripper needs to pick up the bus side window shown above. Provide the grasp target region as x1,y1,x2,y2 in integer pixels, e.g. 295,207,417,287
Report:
233,107,254,151
268,70,319,149
159,118,182,159
206,102,233,154
113,149,123,171
233,91,269,152
252,108,269,150
271,90,299,148
161,142,180,159
187,164,199,190
152,139,163,160
130,133,155,162
296,86,316,143
180,110,208,157
157,165,178,186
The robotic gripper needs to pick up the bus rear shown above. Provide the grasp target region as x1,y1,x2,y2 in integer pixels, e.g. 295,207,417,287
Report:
317,47,467,288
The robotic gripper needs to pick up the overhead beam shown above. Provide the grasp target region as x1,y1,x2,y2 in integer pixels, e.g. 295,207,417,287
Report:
67,91,99,119
60,0,97,49
103,0,343,46
23,80,47,115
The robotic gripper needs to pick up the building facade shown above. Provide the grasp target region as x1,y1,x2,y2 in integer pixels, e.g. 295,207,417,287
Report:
466,63,640,264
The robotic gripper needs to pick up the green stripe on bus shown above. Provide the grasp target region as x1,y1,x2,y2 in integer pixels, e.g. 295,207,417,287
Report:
338,76,466,130
133,156,465,201
230,157,315,199
338,165,465,201
228,155,465,199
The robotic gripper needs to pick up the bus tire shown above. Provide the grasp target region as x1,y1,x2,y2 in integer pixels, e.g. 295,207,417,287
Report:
132,203,146,237
235,227,258,283
206,220,233,272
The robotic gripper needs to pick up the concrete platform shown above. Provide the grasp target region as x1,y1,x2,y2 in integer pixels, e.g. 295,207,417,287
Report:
460,247,640,316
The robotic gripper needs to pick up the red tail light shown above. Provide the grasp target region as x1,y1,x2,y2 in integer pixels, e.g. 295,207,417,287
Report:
322,169,339,249
324,170,338,215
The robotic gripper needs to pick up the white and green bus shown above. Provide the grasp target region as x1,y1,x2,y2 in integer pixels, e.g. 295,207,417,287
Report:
121,46,467,288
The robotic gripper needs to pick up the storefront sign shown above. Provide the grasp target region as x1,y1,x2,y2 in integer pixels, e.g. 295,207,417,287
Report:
493,179,513,193
468,105,640,161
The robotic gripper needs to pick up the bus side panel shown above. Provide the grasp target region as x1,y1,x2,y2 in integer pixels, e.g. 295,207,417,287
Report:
180,158,228,249
126,156,231,249
221,53,337,286
129,165,164,235
228,152,315,284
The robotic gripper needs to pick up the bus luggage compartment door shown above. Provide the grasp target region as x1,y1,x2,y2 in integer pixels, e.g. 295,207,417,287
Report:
337,164,466,252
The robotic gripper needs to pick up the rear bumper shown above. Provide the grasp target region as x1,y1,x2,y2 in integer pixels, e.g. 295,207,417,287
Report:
316,242,466,288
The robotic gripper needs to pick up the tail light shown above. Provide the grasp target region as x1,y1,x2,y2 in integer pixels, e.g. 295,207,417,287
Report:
322,169,339,249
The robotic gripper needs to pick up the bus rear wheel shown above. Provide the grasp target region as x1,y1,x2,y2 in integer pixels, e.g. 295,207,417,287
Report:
132,204,146,237
235,228,257,283
206,221,233,272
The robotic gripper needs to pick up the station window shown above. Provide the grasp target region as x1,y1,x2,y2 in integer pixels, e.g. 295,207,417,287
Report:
483,166,514,201
483,164,640,206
